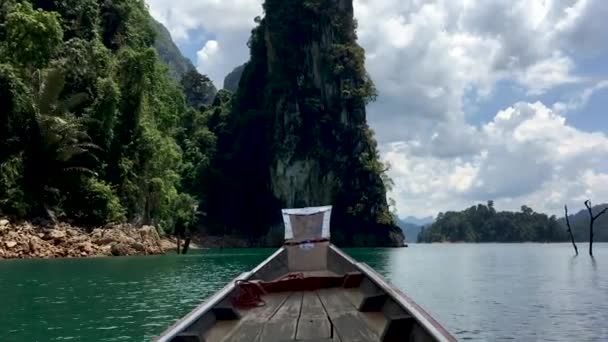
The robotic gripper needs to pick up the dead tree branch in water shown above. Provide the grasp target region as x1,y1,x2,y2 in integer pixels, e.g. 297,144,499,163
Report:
564,205,578,255
585,200,608,256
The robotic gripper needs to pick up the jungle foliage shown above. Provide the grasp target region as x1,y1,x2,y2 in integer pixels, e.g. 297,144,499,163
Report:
0,0,217,233
1,0,400,246
417,202,568,243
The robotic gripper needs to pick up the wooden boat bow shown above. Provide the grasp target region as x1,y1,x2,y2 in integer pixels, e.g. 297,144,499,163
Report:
154,206,456,342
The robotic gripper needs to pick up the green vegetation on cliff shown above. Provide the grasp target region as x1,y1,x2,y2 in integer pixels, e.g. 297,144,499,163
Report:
418,202,568,243
0,0,217,233
150,18,195,81
204,0,403,246
1,0,402,246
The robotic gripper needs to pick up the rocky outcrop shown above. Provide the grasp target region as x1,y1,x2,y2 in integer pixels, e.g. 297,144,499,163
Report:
0,220,170,259
150,18,197,81
210,0,405,246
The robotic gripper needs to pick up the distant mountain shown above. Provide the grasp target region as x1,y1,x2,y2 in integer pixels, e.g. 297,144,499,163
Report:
150,19,197,81
150,19,217,108
223,64,246,92
559,203,608,242
401,216,435,226
395,217,424,242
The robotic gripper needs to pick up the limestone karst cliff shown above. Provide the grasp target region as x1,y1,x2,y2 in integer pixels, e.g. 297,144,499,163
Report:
207,0,404,246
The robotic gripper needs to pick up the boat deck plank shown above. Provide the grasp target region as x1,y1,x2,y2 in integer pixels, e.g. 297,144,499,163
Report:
220,292,291,342
342,288,387,337
296,292,332,340
214,288,381,342
317,288,380,342
259,292,303,341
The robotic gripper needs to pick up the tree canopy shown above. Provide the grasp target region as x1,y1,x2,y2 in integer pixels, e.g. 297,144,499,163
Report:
0,0,218,233
418,202,568,243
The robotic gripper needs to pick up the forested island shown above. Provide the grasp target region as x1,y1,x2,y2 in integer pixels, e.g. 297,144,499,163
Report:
416,202,608,243
0,0,403,258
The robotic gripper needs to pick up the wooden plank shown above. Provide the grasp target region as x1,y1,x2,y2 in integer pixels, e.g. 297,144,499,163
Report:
331,313,379,342
342,289,387,337
316,289,379,342
316,288,357,314
259,318,299,342
222,292,291,342
297,318,331,340
301,292,327,318
222,320,264,342
342,288,364,308
258,292,303,341
297,291,332,340
272,292,303,319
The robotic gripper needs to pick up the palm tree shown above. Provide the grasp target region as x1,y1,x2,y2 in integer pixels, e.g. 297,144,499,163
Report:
24,68,97,220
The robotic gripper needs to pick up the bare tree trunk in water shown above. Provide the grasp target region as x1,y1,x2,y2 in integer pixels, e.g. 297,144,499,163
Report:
182,237,191,255
564,205,578,255
585,200,608,257
176,237,181,255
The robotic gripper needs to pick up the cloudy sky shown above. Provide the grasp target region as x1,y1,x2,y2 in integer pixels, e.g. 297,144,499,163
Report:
146,0,608,219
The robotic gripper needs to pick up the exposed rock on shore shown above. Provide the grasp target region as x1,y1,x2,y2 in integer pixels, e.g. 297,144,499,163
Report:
0,220,169,259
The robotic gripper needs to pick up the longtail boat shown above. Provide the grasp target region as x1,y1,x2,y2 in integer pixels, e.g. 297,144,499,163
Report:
155,206,455,342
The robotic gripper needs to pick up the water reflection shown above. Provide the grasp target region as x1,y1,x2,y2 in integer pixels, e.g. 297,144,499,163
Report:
358,243,608,341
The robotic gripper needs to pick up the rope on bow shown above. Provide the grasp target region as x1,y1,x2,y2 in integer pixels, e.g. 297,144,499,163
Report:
232,280,266,308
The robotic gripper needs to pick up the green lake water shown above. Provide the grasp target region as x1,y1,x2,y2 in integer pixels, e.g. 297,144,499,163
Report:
1,244,607,341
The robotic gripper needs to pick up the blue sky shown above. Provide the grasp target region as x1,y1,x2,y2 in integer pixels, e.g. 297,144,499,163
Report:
146,0,608,218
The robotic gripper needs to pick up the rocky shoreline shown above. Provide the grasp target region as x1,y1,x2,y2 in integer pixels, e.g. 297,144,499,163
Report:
0,219,176,259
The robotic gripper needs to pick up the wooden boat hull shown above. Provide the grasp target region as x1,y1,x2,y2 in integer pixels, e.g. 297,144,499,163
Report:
154,244,456,342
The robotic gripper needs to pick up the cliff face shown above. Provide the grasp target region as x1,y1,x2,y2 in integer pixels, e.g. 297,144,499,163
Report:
210,0,404,247
150,19,196,81
223,64,246,92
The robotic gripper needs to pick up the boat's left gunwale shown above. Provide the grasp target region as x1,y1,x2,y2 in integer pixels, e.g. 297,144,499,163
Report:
153,247,286,342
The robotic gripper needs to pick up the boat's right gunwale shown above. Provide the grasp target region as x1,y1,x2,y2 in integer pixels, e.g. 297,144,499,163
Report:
329,244,456,342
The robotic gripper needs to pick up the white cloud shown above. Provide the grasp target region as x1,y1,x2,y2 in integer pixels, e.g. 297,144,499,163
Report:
146,0,262,42
554,0,608,56
197,40,219,62
517,53,579,95
385,101,608,218
144,0,608,218
146,0,262,86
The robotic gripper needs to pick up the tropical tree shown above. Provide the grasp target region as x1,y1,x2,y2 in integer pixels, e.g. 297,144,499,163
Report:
23,68,96,219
